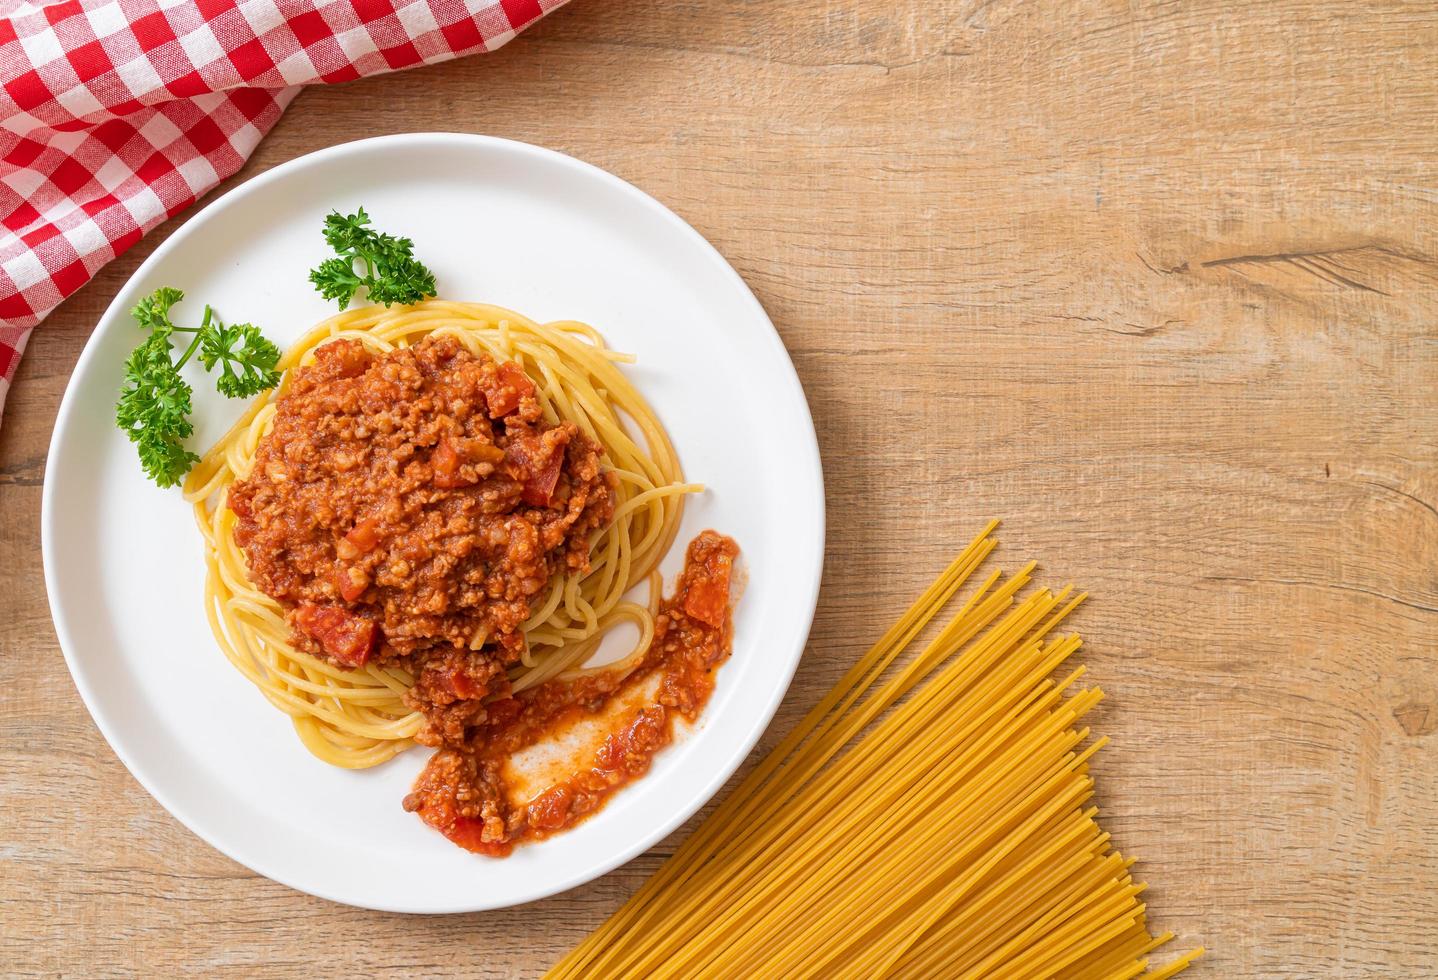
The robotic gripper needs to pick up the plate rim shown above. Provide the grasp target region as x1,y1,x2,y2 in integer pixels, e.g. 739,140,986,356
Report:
40,131,826,912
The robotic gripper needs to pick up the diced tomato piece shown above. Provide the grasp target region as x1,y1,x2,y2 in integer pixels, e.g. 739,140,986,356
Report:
683,552,733,628
431,438,474,489
527,785,574,832
595,733,624,771
345,517,381,552
483,361,536,418
506,430,570,507
411,791,486,852
333,565,369,602
521,451,564,507
336,517,382,560
433,436,506,489
294,602,379,666
447,667,481,700
454,437,505,464
442,815,509,855
445,815,486,848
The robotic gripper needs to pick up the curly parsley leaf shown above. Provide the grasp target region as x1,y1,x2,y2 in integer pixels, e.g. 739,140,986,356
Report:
134,426,202,488
199,318,282,398
308,207,437,310
130,286,185,339
116,332,197,487
117,334,188,437
115,287,280,487
310,256,364,308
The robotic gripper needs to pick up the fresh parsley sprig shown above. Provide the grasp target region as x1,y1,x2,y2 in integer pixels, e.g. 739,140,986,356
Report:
199,319,282,397
115,287,280,487
308,207,437,309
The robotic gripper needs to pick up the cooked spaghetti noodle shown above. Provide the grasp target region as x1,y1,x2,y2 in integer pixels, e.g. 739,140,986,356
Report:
183,301,699,769
548,523,1202,978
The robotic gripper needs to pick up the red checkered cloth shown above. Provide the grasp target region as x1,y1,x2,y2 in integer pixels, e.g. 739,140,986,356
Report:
0,0,567,421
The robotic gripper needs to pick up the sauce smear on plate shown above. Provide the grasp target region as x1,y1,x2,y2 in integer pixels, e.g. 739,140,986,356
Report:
403,531,739,855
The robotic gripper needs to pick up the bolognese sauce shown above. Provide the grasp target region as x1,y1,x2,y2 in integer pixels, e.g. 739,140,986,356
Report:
225,333,739,852
403,531,739,854
227,334,614,735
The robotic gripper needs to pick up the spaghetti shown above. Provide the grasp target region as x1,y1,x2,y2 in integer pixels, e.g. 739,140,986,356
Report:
548,523,1203,978
183,301,699,770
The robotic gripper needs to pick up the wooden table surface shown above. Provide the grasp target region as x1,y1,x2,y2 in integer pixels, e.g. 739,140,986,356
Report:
3,1,1435,976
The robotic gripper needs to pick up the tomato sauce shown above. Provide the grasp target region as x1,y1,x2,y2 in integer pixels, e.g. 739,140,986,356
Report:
403,531,740,855
227,335,613,670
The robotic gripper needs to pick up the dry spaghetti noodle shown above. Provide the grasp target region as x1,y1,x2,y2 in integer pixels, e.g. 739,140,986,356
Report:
548,522,1203,978
183,300,698,769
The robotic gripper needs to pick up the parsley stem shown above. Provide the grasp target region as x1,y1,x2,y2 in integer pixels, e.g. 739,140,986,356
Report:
174,305,215,369
174,329,205,370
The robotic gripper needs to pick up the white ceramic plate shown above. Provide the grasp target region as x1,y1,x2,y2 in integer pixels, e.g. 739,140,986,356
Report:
42,133,824,912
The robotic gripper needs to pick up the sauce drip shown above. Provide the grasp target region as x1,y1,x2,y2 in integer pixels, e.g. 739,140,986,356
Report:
403,531,739,855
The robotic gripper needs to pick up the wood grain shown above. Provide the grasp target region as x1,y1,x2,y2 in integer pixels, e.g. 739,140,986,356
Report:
3,1,1435,975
